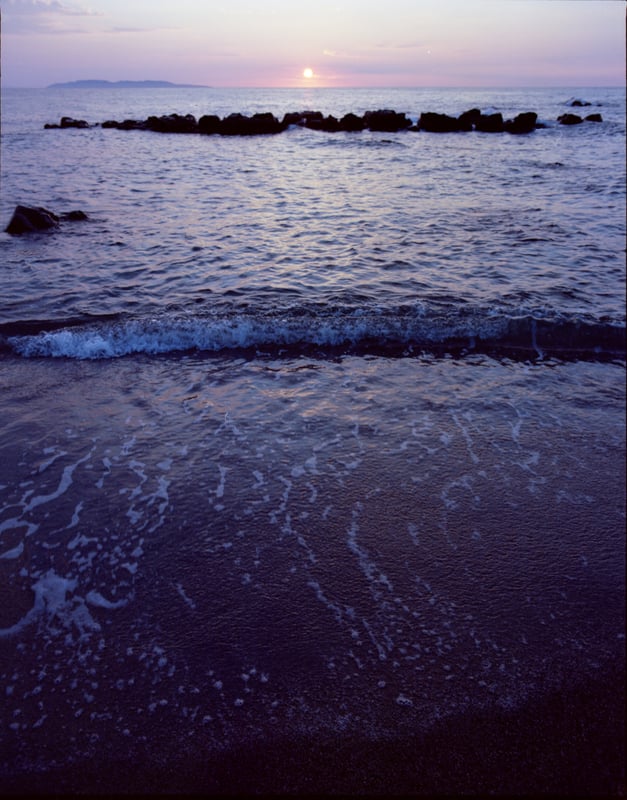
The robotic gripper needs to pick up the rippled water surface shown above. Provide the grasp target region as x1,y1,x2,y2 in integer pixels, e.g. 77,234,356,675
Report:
1,87,625,357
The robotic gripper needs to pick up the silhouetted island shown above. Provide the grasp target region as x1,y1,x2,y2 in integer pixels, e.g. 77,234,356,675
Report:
47,80,210,89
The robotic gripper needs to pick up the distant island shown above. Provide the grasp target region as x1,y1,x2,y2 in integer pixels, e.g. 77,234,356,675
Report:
47,80,210,89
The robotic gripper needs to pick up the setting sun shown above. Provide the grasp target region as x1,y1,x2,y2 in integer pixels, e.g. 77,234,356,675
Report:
303,67,314,79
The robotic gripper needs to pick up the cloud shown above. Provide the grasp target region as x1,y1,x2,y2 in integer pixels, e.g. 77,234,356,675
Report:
374,41,427,51
108,26,172,34
322,49,356,60
2,0,102,34
5,0,95,14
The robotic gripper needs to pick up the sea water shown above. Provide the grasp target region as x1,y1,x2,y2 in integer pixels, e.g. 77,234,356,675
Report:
0,86,624,792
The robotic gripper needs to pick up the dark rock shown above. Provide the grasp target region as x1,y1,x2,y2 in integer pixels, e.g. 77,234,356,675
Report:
279,111,325,128
504,112,538,134
570,99,591,107
61,116,90,128
339,112,366,132
145,113,198,133
457,108,482,130
5,205,59,235
418,112,462,132
5,205,88,235
101,119,145,130
122,119,145,130
364,109,411,132
45,117,90,129
300,111,326,129
249,112,285,135
298,113,329,130
198,114,222,134
281,111,304,127
219,113,284,135
301,116,323,130
557,113,583,125
219,113,249,135
44,105,604,139
319,115,342,132
61,210,89,222
475,112,504,133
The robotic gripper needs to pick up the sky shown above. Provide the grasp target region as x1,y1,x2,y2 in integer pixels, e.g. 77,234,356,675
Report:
1,0,625,89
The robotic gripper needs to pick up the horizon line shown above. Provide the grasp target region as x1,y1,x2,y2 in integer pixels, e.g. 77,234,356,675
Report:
4,83,625,91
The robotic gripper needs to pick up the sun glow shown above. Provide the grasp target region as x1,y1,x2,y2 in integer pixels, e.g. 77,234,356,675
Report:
303,67,314,79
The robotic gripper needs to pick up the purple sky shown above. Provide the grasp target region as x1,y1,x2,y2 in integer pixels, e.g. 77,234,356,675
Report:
1,0,625,88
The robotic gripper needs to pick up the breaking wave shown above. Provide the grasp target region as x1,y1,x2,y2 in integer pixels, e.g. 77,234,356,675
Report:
1,305,624,361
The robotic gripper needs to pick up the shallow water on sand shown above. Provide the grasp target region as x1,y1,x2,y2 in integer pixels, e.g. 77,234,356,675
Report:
1,353,624,789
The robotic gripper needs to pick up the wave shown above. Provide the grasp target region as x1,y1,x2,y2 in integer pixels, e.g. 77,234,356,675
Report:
0,306,624,362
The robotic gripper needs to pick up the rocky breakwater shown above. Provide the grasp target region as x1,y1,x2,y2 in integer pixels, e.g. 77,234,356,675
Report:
417,109,539,133
94,109,414,135
43,106,604,137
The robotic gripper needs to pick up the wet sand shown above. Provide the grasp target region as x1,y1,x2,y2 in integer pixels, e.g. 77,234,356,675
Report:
2,656,623,795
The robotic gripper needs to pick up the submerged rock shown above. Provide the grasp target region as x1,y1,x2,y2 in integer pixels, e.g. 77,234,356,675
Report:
5,205,87,235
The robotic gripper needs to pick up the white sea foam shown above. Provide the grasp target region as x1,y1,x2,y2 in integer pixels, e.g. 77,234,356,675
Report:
24,449,93,513
396,693,413,707
67,501,83,529
0,541,24,560
215,465,228,498
407,522,420,546
0,570,99,638
175,582,197,610
37,448,68,473
252,470,265,488
85,590,129,609
346,503,393,592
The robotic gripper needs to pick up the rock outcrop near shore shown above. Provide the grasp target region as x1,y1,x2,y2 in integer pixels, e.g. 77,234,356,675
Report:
557,112,603,125
43,107,603,137
5,205,88,235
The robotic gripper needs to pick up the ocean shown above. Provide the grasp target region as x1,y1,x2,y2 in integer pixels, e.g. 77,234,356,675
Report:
0,86,625,794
